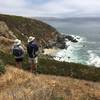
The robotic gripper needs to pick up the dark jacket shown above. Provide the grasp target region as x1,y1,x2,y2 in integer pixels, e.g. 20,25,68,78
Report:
27,42,38,58
12,45,24,59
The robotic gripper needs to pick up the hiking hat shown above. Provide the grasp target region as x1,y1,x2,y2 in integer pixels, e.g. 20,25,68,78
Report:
28,36,35,43
14,39,21,46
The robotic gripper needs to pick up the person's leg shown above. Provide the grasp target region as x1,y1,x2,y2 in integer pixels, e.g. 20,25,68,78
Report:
29,57,37,73
15,58,23,69
33,57,38,74
29,58,33,73
16,62,22,69
15,62,19,68
15,59,19,68
19,61,22,69
32,63,36,73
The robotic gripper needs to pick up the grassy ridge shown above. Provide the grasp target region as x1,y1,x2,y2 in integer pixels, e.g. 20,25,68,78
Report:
38,58,100,82
0,51,100,82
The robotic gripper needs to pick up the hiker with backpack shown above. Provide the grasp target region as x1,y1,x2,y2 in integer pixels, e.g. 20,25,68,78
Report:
12,39,24,69
27,36,39,73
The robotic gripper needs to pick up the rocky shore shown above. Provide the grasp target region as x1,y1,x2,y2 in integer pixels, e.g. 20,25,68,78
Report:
43,33,80,57
45,33,79,50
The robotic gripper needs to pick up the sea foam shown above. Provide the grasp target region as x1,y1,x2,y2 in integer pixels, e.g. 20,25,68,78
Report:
54,34,84,63
87,50,100,67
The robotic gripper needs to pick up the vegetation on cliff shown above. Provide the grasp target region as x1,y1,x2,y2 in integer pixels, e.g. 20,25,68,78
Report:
0,14,100,99
0,14,59,46
0,50,100,82
0,14,100,82
0,63,5,74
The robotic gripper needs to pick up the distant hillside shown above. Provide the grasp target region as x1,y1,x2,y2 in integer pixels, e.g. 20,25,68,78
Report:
35,17,100,22
0,66,100,100
0,14,59,53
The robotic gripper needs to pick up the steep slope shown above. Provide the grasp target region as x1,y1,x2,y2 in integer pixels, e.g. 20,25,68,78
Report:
0,21,15,53
0,14,59,53
0,66,100,100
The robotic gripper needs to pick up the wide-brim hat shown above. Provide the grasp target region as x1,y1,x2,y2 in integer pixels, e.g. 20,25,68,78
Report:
14,39,21,46
28,36,35,43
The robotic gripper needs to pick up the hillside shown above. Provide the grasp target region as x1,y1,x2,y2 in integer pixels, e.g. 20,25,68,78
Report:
0,14,100,100
0,14,59,53
0,66,100,100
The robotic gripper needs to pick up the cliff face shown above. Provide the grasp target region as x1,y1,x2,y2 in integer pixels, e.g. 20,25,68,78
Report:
0,14,59,53
0,21,15,53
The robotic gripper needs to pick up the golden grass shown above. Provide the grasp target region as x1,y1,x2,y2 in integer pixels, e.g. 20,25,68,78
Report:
0,36,14,45
0,36,14,53
0,66,100,100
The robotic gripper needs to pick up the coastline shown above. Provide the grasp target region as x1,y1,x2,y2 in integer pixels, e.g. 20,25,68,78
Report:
43,48,60,56
43,34,81,63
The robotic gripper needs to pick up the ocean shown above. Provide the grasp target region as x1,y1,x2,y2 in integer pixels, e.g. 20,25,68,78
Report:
40,18,100,67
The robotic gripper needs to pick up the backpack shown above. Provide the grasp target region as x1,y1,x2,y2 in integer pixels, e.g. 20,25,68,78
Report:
13,46,23,57
27,43,38,58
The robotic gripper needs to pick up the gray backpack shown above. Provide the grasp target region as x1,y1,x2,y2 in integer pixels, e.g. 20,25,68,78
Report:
13,46,23,57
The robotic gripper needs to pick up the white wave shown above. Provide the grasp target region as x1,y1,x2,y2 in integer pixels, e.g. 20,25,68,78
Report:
71,34,86,43
54,34,85,63
54,49,78,63
65,40,84,51
44,33,85,64
54,40,83,63
87,50,100,67
65,40,71,46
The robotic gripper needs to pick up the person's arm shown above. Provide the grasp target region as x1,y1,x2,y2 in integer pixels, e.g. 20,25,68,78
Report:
35,44,39,56
11,46,14,55
20,46,25,54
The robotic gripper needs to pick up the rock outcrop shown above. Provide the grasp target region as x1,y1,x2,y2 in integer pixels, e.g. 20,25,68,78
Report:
0,21,16,39
0,14,60,53
0,14,79,53
65,35,78,42
0,21,15,53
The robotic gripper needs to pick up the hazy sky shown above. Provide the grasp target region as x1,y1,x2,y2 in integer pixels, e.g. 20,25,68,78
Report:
0,0,100,17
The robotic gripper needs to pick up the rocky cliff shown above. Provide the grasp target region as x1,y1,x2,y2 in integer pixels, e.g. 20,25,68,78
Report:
0,14,59,53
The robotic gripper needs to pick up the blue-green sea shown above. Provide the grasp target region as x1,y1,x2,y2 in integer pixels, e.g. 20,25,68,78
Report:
41,18,100,67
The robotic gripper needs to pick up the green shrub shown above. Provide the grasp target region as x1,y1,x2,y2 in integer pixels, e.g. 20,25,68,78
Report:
1,50,100,82
38,58,100,82
0,63,5,74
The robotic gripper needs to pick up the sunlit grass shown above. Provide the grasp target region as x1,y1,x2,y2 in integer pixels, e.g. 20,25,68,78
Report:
0,66,100,100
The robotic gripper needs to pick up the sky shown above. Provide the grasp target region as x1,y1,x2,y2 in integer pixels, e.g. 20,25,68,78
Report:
0,0,100,17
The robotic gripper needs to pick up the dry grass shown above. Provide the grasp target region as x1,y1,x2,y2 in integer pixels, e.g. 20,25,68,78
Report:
0,36,14,53
0,36,14,44
0,66,100,100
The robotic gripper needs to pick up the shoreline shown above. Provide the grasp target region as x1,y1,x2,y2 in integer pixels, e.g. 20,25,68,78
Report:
43,48,60,56
43,34,100,67
43,34,80,63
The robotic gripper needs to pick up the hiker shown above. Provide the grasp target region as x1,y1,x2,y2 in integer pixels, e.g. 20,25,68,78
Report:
27,36,39,73
12,39,24,68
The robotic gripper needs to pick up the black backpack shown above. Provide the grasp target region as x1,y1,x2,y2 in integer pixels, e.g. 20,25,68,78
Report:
27,43,38,58
13,46,23,57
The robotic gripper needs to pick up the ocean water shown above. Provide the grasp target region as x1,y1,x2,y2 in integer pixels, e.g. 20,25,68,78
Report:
41,18,100,67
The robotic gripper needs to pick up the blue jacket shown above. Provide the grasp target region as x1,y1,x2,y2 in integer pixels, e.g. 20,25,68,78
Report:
27,42,38,58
